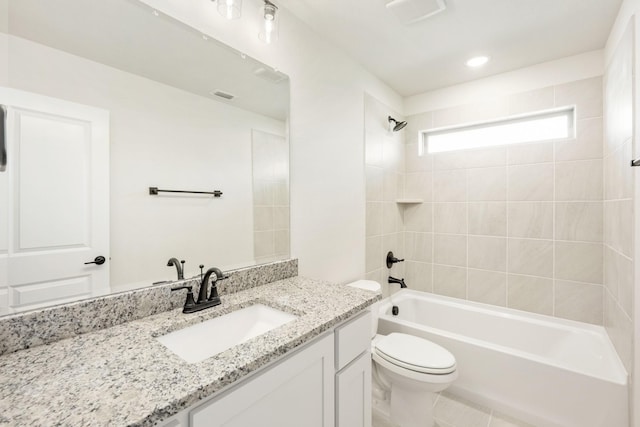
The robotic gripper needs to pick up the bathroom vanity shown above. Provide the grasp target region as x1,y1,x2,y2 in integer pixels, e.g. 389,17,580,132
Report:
164,309,372,427
0,268,378,427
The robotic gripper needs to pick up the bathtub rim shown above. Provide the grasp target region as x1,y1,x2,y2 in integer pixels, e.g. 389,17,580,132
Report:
378,289,628,386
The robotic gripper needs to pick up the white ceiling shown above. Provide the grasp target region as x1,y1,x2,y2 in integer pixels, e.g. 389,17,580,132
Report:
278,0,622,96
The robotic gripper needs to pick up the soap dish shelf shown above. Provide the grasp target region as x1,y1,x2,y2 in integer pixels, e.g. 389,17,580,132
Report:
395,198,423,204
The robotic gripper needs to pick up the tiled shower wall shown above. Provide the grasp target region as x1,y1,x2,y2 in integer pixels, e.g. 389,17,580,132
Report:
366,76,607,325
252,130,290,264
603,22,634,373
364,95,405,297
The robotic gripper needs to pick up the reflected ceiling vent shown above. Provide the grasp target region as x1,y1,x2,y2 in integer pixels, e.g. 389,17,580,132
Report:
385,0,446,25
253,67,287,84
209,90,236,100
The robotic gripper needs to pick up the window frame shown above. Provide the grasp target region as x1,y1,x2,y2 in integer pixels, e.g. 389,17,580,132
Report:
420,106,576,155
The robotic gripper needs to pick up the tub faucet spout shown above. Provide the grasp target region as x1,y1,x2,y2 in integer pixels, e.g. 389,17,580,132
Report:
388,276,407,288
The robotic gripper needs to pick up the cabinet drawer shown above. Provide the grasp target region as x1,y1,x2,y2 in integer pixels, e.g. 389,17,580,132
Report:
335,310,371,370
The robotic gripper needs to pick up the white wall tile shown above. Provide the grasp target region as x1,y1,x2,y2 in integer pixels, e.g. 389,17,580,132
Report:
405,143,432,172
365,129,384,167
254,207,274,231
404,232,433,263
507,141,554,165
554,77,603,119
604,200,633,257
402,75,607,325
554,202,603,242
555,160,603,201
555,241,603,284
434,169,467,201
507,202,553,239
468,269,507,306
404,172,432,200
365,236,383,273
405,261,432,292
468,236,507,271
434,265,467,298
507,274,553,315
468,167,507,201
382,170,400,201
604,291,633,372
366,166,384,201
555,117,603,162
508,164,554,201
508,238,553,277
468,202,507,236
382,202,401,235
404,203,432,232
366,202,383,237
554,280,603,324
434,203,467,234
434,234,467,267
508,86,554,115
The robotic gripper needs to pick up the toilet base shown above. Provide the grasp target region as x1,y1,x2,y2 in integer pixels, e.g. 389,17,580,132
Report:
372,379,438,427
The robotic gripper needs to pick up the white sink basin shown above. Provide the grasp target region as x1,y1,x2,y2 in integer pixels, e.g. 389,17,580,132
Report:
157,304,297,363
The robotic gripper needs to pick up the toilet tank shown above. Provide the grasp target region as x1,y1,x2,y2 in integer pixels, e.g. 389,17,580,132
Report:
346,280,381,338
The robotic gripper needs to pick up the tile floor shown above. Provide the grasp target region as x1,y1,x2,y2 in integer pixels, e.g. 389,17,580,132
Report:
372,391,536,427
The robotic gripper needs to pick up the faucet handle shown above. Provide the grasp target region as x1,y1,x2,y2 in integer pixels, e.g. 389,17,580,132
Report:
171,285,196,311
208,283,221,304
386,251,405,268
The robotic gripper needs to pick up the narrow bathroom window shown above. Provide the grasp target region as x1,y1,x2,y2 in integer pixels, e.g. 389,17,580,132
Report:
422,106,575,154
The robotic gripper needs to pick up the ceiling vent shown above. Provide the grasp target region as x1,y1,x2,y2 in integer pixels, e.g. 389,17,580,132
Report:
253,67,287,84
210,90,236,100
385,0,446,25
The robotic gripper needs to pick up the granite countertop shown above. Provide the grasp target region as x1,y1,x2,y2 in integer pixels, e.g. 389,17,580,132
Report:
0,277,379,427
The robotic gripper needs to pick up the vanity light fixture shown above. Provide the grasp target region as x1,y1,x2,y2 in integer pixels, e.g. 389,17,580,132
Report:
216,0,242,20
259,1,279,44
466,55,490,68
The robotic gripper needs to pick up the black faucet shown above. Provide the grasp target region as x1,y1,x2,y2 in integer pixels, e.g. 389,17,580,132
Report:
388,276,407,288
198,267,228,304
386,251,405,268
172,266,228,314
167,258,185,280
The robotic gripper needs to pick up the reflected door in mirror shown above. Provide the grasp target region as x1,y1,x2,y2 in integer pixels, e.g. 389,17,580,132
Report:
0,88,109,315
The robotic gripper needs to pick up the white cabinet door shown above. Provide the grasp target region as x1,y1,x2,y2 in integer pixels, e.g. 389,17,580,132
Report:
336,351,372,427
190,333,334,427
0,88,109,314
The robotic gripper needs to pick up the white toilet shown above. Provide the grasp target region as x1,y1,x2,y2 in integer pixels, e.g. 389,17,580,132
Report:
348,280,458,427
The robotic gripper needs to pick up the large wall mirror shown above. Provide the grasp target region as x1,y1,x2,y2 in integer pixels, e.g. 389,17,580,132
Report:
0,0,290,315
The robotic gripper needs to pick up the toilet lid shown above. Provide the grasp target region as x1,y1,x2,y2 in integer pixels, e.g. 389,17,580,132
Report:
375,333,456,374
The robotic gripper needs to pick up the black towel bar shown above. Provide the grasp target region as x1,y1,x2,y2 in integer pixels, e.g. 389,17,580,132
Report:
149,187,223,197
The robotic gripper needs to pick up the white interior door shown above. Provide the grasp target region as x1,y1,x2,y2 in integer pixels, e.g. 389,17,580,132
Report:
0,88,109,314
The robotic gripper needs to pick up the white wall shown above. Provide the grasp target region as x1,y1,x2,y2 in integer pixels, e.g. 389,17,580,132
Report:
0,33,6,86
606,1,640,425
6,35,285,290
139,0,403,284
405,50,604,115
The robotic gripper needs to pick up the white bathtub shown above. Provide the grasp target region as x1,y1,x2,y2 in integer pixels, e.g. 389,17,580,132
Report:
376,289,628,427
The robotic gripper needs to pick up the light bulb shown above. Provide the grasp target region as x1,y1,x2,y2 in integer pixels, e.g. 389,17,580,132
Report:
259,2,279,44
466,56,490,68
216,0,242,20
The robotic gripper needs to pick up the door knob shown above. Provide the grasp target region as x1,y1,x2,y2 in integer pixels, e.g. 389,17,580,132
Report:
84,256,106,265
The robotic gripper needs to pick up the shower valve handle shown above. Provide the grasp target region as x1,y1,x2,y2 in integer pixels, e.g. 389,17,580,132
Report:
386,251,405,268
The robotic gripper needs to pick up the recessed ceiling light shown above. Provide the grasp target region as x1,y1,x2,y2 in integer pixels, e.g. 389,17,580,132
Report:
466,56,490,68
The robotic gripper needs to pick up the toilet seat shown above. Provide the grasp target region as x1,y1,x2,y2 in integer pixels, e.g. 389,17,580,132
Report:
374,333,456,375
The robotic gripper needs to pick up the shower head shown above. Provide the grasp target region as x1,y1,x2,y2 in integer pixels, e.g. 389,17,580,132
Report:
388,116,407,132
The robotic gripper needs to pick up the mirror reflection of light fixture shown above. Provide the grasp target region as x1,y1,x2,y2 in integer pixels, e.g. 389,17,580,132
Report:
216,0,242,20
259,1,279,44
